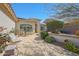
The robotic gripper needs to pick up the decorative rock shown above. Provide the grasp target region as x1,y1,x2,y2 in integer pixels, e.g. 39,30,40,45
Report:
3,45,16,56
5,45,16,51
3,49,14,56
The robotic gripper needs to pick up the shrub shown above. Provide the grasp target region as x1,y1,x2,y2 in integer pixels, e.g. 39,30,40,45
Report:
0,45,4,53
46,20,64,33
40,31,49,39
0,36,6,53
45,36,54,43
65,41,76,51
0,33,11,53
0,44,6,53
64,40,79,54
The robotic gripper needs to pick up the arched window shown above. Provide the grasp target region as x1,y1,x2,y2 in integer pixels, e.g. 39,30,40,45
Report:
20,24,32,32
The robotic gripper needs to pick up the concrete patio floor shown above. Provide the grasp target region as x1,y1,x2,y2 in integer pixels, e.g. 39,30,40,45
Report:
15,33,78,56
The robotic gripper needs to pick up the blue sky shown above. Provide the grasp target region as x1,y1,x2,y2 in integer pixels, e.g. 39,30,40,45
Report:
11,3,58,21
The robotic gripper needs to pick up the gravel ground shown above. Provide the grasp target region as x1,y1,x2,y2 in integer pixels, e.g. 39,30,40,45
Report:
15,33,78,56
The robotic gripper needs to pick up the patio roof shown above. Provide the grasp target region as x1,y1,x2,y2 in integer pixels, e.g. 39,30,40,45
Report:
17,17,40,23
0,3,17,22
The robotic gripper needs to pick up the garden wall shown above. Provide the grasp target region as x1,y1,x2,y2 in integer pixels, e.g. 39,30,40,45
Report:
50,33,79,47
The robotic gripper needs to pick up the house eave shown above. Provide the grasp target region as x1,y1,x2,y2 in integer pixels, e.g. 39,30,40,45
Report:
0,3,17,22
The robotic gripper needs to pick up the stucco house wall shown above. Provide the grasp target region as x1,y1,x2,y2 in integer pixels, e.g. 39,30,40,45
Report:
0,10,15,33
62,19,79,34
0,4,16,33
15,18,41,35
63,24,79,34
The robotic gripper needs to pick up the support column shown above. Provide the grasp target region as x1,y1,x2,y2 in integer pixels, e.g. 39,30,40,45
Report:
37,21,40,33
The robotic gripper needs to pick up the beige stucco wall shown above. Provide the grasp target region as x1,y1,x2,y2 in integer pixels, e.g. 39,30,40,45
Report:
36,21,40,33
0,10,15,33
15,20,40,35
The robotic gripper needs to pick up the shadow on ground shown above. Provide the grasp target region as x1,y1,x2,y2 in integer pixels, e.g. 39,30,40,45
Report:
34,36,65,49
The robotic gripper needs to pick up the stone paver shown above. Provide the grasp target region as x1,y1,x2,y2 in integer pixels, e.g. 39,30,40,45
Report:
15,33,78,56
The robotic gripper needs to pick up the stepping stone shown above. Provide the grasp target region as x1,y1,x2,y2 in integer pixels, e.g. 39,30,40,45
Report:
3,49,14,56
3,45,16,56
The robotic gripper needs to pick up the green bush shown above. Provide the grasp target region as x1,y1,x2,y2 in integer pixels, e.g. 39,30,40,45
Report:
40,31,49,39
65,42,76,51
45,36,53,43
64,40,79,54
0,44,6,53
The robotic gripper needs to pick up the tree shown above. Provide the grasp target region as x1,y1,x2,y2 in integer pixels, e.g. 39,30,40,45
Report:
41,24,47,31
46,20,64,33
49,4,79,19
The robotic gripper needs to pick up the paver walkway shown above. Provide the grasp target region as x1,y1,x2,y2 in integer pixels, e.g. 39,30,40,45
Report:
15,33,78,56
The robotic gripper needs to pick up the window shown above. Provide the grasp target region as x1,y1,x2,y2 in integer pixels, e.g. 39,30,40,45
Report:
20,24,32,32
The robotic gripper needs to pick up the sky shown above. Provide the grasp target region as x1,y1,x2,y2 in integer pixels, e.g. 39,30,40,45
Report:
11,3,79,22
11,3,58,22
